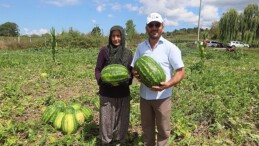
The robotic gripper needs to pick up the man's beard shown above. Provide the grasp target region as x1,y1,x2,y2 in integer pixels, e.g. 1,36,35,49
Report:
149,30,161,39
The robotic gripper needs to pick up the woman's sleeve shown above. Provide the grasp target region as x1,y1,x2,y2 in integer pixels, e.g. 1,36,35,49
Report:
95,48,107,85
128,50,134,85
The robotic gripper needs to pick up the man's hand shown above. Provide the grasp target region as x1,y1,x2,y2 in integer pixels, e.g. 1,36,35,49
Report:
151,68,185,91
151,82,169,91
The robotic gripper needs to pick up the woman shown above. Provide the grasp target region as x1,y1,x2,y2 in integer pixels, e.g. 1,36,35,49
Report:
95,25,133,145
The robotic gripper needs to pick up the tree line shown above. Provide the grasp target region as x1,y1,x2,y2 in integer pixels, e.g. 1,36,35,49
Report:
218,4,259,44
0,3,258,48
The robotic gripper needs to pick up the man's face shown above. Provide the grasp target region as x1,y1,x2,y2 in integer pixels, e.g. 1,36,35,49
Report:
146,21,164,39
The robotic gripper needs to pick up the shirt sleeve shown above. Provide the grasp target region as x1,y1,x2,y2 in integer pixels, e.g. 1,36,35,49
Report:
95,47,108,85
169,46,184,70
130,47,140,68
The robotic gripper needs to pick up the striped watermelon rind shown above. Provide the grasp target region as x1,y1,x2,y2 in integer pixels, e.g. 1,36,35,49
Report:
42,101,94,134
42,105,63,123
61,107,78,134
53,112,65,129
81,106,94,123
101,64,129,86
70,102,82,110
134,56,166,88
74,109,85,126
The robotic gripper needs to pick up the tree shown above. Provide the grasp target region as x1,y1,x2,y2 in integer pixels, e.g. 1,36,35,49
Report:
219,9,239,41
209,21,219,39
0,22,19,36
125,20,137,44
238,13,245,41
219,4,259,43
91,25,102,47
242,4,259,43
91,25,102,37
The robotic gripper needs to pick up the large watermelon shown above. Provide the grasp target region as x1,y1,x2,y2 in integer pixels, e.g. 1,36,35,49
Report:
74,109,85,126
134,56,166,88
53,112,65,129
101,64,129,86
70,102,82,110
42,101,66,123
81,106,93,122
61,107,78,134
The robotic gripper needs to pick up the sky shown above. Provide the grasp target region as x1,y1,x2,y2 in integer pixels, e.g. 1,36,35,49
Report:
0,0,258,36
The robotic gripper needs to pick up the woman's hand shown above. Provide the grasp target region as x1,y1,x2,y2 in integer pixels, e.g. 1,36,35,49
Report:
132,69,141,82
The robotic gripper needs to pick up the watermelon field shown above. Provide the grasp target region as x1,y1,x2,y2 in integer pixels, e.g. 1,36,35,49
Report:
0,46,258,145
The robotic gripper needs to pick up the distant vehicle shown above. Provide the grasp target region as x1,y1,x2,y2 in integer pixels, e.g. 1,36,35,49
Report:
227,41,249,48
206,40,223,48
242,42,250,48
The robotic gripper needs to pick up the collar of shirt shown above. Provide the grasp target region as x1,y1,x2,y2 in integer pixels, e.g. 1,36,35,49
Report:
144,36,165,50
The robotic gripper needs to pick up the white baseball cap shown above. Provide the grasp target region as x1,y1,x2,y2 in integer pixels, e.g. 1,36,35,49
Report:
146,12,163,24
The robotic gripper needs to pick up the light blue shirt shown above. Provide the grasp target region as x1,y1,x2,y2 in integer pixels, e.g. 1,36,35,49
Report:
131,36,184,100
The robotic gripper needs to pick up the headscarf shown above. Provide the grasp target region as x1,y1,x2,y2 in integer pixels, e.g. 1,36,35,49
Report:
107,25,132,67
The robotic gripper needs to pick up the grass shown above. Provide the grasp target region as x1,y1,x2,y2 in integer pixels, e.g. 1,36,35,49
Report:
0,46,258,145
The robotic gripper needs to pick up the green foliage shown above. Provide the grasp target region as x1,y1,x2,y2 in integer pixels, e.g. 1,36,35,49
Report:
209,21,219,39
125,19,137,44
197,41,206,60
0,47,258,145
201,31,208,40
219,4,259,43
219,8,239,41
0,22,19,37
50,27,57,62
171,48,259,145
91,25,102,37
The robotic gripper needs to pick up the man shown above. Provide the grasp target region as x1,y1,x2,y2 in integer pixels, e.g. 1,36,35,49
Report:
131,12,185,146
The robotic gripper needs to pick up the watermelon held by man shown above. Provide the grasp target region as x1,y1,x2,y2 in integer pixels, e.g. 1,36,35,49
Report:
134,56,166,88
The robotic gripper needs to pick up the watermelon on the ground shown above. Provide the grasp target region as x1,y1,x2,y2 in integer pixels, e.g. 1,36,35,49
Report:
80,106,93,122
61,107,78,134
53,112,65,129
42,104,63,123
70,102,82,110
74,109,85,125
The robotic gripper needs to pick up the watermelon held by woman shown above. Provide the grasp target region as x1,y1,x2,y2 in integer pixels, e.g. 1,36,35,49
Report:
134,56,166,88
100,64,129,86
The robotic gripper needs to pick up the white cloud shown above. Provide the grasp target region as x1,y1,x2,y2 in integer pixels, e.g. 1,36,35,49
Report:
137,0,259,29
78,0,259,30
23,28,48,36
41,0,81,7
108,14,114,18
111,3,122,11
163,18,178,26
0,3,11,8
96,4,106,12
138,0,199,27
125,4,139,11
91,19,97,24
200,5,219,28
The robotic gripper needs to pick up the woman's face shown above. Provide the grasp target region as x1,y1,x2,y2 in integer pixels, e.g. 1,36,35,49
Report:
111,30,121,46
